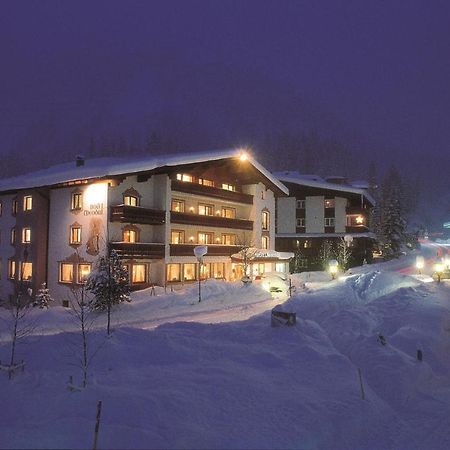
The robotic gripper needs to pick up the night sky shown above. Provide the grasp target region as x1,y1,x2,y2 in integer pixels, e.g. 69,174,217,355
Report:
1,1,449,217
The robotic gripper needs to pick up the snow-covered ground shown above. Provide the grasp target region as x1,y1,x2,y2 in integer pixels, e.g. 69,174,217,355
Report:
1,242,450,449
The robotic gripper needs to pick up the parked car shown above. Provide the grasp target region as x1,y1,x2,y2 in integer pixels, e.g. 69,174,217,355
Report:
260,272,290,294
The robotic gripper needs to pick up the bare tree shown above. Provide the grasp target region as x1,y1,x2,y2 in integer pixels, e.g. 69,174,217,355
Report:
335,237,353,271
235,232,258,282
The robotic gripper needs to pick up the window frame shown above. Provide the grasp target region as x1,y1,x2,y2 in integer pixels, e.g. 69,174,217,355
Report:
171,229,185,244
197,231,213,245
10,228,16,245
171,199,185,213
221,207,236,219
23,195,33,211
325,217,335,227
296,199,305,209
70,225,82,245
198,203,214,216
20,261,33,281
77,263,92,284
261,210,270,231
123,195,139,207
221,233,236,245
8,260,16,279
22,227,31,244
296,218,305,228
59,262,74,283
261,235,269,250
71,191,83,211
167,263,181,282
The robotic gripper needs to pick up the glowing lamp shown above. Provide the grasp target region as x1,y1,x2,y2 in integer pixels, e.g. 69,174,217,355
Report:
416,256,425,273
189,206,195,213
328,260,339,280
239,152,248,162
84,182,107,206
189,236,195,243
434,262,444,282
355,216,364,224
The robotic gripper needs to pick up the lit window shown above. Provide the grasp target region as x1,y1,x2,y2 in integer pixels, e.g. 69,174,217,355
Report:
8,260,16,279
198,204,214,216
78,264,91,283
167,264,181,282
222,207,236,219
177,173,193,182
262,211,270,231
22,228,31,243
198,232,213,244
21,262,32,281
296,200,305,209
12,199,18,215
123,228,137,243
60,263,74,283
183,263,196,281
222,234,236,245
131,264,146,283
124,195,139,207
71,192,82,210
200,263,210,280
325,217,335,227
261,236,269,249
212,262,225,279
296,218,305,228
171,230,185,244
23,196,33,211
171,199,185,212
221,183,235,191
304,240,312,249
70,226,82,244
325,199,335,209
198,178,214,187
10,228,16,245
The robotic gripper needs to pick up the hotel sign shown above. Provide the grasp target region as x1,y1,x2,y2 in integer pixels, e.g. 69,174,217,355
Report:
84,202,104,216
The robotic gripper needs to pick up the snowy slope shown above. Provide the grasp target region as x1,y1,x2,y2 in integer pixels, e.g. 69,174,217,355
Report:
1,251,450,449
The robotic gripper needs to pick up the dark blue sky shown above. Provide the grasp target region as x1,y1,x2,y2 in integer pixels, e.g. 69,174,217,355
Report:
1,0,449,192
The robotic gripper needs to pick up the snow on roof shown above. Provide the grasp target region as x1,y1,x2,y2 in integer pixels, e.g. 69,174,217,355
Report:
276,232,376,239
0,149,288,195
273,171,375,205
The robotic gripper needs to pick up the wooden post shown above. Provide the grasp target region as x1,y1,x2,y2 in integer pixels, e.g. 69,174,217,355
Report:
92,400,102,450
358,368,365,400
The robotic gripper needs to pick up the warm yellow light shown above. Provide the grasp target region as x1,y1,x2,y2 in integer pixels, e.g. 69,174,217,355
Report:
355,216,364,224
239,151,249,161
434,263,444,273
189,236,195,242
215,237,221,243
189,206,195,213
416,256,425,270
329,265,338,275
84,183,107,206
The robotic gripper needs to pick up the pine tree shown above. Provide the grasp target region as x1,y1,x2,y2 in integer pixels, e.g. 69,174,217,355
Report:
380,166,407,258
86,250,130,335
33,283,53,308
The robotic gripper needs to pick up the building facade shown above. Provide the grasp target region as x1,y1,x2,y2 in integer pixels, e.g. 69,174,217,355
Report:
274,173,375,271
0,150,291,304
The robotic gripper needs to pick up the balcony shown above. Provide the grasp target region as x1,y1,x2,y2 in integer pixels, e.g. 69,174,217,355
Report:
109,242,165,259
345,225,370,234
170,244,240,257
170,211,253,230
171,180,253,204
110,205,165,225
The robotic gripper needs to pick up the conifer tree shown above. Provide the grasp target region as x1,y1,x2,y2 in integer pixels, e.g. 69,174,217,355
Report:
86,250,130,335
33,283,53,308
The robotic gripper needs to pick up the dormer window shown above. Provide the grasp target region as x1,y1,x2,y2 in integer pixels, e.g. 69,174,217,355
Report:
122,187,141,207
198,178,214,187
222,183,235,191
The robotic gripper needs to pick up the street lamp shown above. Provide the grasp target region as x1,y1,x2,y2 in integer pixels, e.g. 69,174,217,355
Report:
194,245,208,302
416,256,425,274
434,262,444,282
329,259,339,280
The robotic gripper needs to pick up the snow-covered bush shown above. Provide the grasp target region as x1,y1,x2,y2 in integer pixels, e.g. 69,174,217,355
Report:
33,283,53,308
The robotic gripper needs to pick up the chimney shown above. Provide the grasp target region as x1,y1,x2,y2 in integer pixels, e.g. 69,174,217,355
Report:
76,155,85,167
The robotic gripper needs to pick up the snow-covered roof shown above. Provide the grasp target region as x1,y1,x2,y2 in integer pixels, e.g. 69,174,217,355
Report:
0,149,289,195
273,171,375,205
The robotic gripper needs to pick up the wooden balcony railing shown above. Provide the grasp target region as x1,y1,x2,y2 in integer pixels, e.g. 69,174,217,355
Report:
170,244,240,257
110,205,165,225
171,180,253,204
170,211,253,230
345,225,370,234
109,242,165,259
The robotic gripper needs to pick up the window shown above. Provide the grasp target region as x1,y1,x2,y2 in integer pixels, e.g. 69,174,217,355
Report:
8,260,16,279
12,199,18,215
221,183,235,191
261,211,270,231
78,263,92,283
198,232,213,244
177,173,193,182
123,228,138,243
131,264,147,283
304,240,312,249
261,235,269,249
200,263,210,280
10,228,16,245
212,262,225,279
22,228,31,243
198,203,214,216
261,190,266,200
296,218,305,228
0,201,2,216
70,225,82,245
167,264,181,282
171,230,185,244
59,263,74,283
325,199,335,209
23,196,32,211
222,207,236,219
296,199,305,209
171,199,185,212
183,263,196,281
325,217,335,227
222,234,236,245
71,192,82,210
21,262,33,281
124,195,139,207
198,178,214,187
